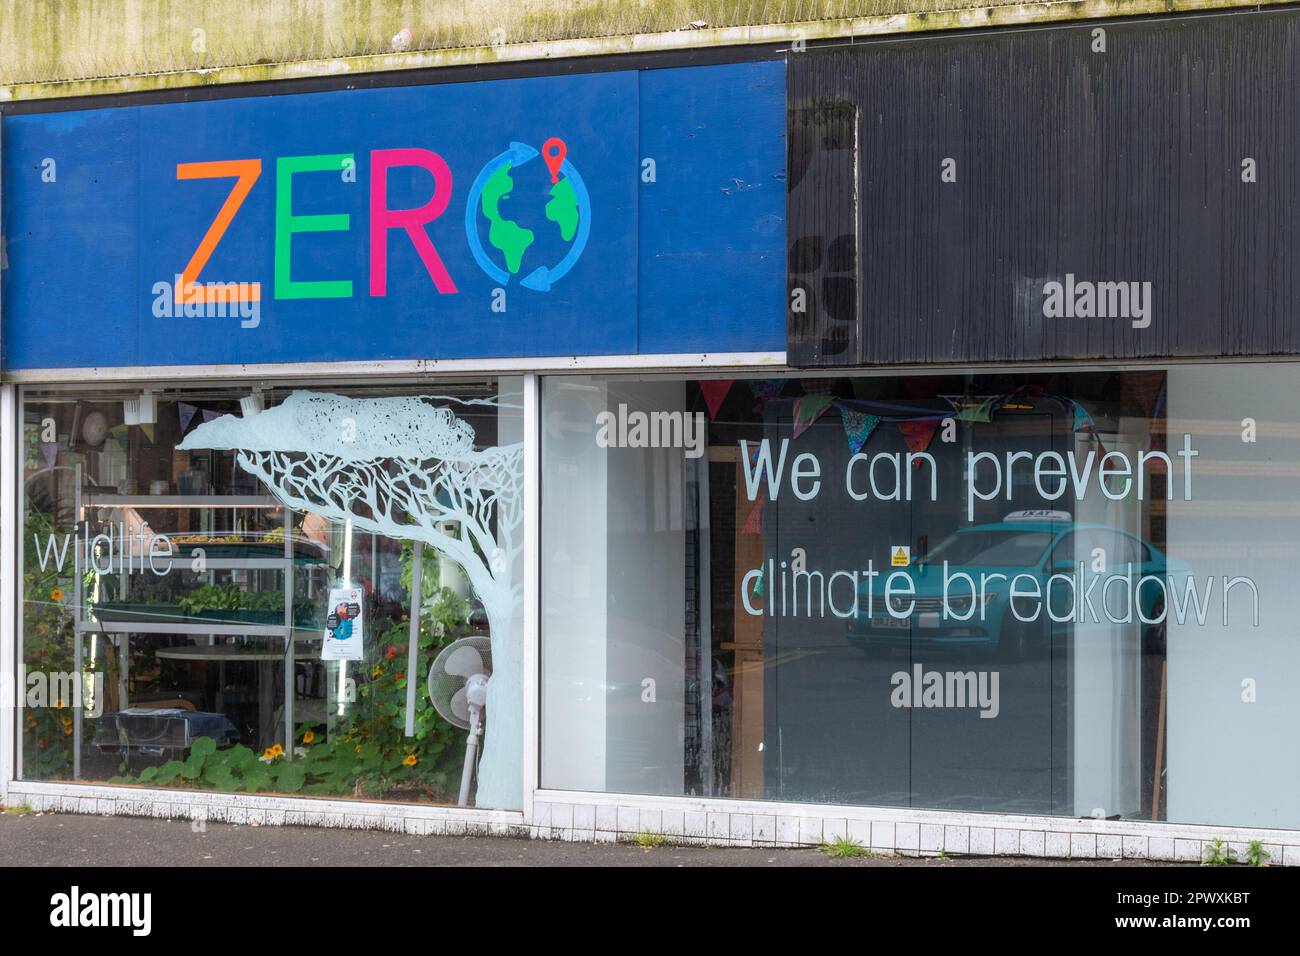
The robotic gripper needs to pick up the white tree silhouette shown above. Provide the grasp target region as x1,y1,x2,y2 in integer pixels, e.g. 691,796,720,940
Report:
180,391,524,809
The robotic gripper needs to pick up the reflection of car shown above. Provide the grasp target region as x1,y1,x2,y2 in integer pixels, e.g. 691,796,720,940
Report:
846,511,1187,660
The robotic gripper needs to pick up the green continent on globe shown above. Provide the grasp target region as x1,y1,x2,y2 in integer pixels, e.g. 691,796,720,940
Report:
481,163,534,274
545,178,580,242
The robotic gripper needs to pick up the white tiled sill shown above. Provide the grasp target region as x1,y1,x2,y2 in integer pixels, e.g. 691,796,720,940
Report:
7,779,1299,865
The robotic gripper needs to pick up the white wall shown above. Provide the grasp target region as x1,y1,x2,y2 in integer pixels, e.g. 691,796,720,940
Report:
1166,365,1300,827
1071,421,1143,818
602,381,687,794
539,377,687,795
539,379,609,790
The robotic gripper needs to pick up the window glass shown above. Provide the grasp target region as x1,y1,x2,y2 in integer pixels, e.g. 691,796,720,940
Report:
929,530,1054,567
540,368,1300,828
18,381,524,809
1049,533,1076,566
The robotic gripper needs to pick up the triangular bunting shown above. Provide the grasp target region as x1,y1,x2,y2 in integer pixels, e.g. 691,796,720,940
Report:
945,395,999,423
202,410,219,423
793,395,835,439
40,442,58,469
139,423,155,443
742,491,766,535
747,379,785,411
898,419,941,455
1072,401,1095,434
178,402,199,433
700,380,733,419
839,406,881,455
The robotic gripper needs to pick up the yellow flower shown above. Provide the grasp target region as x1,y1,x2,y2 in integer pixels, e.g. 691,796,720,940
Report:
354,745,361,753
50,588,64,603
402,754,418,767
302,730,315,745
270,743,284,757
262,746,278,760
62,723,73,736
372,665,383,678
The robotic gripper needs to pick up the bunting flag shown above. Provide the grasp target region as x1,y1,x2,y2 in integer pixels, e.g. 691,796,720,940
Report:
1152,380,1168,422
1072,401,1096,434
839,405,881,455
40,442,58,469
898,418,941,454
699,380,733,419
945,395,1000,423
742,491,766,535
202,410,220,423
178,402,199,433
110,424,130,451
792,395,835,439
747,379,785,411
139,423,155,443
1067,400,1107,457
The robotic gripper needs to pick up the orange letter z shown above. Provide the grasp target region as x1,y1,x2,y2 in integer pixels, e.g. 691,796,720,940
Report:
175,159,262,305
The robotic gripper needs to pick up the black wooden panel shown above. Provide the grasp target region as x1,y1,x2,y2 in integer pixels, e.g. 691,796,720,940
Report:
788,10,1300,365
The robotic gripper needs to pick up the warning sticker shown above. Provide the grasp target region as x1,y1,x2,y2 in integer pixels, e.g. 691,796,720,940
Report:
891,546,911,568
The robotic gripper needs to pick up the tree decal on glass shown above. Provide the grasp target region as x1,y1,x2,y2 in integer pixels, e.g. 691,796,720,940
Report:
180,390,523,809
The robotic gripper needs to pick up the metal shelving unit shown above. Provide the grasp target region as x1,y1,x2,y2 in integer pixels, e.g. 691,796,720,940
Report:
71,465,310,776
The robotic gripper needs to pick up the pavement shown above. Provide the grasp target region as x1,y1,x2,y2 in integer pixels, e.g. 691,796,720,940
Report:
0,809,1167,866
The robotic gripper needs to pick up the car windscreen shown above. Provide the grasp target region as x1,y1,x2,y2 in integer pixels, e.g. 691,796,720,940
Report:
927,529,1055,567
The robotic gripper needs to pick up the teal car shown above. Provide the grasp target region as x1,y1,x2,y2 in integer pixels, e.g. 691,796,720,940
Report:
846,511,1185,660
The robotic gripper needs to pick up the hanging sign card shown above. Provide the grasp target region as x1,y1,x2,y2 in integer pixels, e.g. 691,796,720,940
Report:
321,587,365,661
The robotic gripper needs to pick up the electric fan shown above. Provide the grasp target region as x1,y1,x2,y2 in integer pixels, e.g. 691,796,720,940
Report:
427,636,492,807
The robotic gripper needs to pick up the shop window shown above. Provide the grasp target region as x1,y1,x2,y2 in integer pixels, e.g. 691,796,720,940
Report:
18,381,524,809
540,368,1300,828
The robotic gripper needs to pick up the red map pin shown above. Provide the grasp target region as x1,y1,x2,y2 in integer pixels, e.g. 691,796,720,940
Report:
542,137,567,183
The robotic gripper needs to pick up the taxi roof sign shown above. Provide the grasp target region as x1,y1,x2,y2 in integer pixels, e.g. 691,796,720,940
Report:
1004,509,1072,522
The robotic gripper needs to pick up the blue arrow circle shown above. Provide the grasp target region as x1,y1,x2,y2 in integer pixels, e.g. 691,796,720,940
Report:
464,141,590,292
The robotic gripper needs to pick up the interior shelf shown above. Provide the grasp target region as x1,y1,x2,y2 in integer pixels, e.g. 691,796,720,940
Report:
82,494,282,508
76,620,293,637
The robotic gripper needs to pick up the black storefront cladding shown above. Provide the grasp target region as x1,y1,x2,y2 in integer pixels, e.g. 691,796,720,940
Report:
787,8,1300,367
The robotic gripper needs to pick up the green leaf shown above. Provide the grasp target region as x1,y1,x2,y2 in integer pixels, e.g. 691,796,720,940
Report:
241,768,272,792
189,736,218,761
180,751,205,781
382,753,406,773
138,766,159,783
203,764,237,790
152,761,185,785
274,762,306,793
223,745,258,769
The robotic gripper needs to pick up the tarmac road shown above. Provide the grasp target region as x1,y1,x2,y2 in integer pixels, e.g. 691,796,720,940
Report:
0,811,1166,866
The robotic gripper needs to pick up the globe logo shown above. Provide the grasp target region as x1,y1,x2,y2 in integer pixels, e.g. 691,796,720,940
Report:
464,138,592,291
